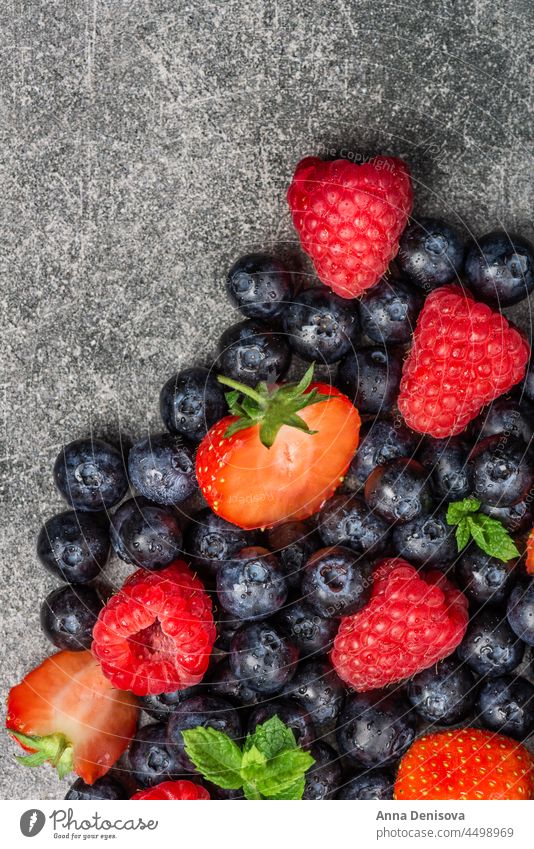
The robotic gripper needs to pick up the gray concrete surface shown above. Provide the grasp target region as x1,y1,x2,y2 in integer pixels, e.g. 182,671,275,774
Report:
1,0,533,799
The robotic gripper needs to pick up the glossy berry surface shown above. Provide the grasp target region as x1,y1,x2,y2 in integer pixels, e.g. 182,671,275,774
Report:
480,500,532,534
303,742,342,800
343,417,419,492
283,658,345,731
53,438,128,512
131,780,210,800
226,253,293,319
282,287,360,364
229,622,299,694
359,274,423,343
216,319,291,386
160,366,227,442
507,581,534,646
36,510,109,584
128,433,197,506
336,769,394,800
128,722,185,787
336,346,402,415
468,435,534,507
301,546,372,618
139,687,199,721
277,599,338,657
336,691,416,769
216,546,288,621
391,509,458,568
110,497,183,571
456,548,516,606
364,457,433,524
397,217,464,289
185,509,258,576
419,436,470,501
166,696,242,772
207,658,260,706
457,610,525,677
406,657,477,725
471,395,534,444
477,675,534,740
40,585,103,651
247,699,315,749
65,775,129,801
465,231,534,307
266,522,320,589
317,494,390,556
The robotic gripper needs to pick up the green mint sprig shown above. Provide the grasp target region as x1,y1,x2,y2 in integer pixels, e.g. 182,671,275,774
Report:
446,498,520,562
182,715,315,800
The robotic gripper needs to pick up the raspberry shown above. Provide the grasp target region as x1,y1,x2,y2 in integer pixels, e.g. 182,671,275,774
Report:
131,780,210,800
398,285,530,437
331,559,468,691
92,562,216,696
287,156,413,298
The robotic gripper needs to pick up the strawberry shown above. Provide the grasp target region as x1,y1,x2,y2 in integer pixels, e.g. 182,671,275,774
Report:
6,650,138,784
131,780,210,800
287,155,413,298
526,527,534,575
195,365,360,529
395,728,534,800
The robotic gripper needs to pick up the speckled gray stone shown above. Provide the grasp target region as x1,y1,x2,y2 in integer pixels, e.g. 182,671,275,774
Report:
1,0,533,799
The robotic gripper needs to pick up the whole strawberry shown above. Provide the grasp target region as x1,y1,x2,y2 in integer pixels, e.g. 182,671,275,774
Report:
398,285,530,437
395,728,534,800
131,780,210,800
287,155,413,298
331,558,468,691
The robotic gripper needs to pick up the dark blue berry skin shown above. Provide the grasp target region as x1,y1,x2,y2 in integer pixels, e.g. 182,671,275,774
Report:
166,696,243,773
185,509,259,576
110,497,183,571
419,437,471,502
54,438,128,512
277,599,338,657
359,275,423,344
392,509,457,568
398,217,465,290
364,457,433,525
37,510,109,584
465,231,534,307
214,608,244,652
337,691,416,769
406,657,477,725
476,675,534,740
226,253,293,320
457,611,525,677
468,435,534,507
283,659,345,731
266,522,321,589
40,585,103,651
456,549,516,606
282,287,360,364
303,743,342,800
317,494,391,557
480,500,532,534
217,319,291,387
128,433,198,506
301,546,372,619
471,396,534,445
139,686,200,721
216,546,288,621
343,417,420,492
208,658,260,707
65,776,129,801
335,770,394,800
247,699,315,749
129,723,186,787
523,358,534,405
336,347,402,415
507,581,534,646
229,622,299,695
160,366,227,442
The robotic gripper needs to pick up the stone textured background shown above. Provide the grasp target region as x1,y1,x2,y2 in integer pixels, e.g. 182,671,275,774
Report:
1,0,533,799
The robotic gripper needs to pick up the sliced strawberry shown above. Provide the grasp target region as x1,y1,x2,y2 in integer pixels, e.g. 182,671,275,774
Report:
527,527,534,575
6,650,138,784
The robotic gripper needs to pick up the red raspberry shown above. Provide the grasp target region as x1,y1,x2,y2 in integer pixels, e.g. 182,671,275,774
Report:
92,561,216,696
131,780,210,800
331,559,468,691
287,155,413,298
398,285,530,437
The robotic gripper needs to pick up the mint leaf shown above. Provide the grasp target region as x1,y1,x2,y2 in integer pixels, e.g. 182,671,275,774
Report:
254,748,315,799
269,778,306,801
182,727,243,789
247,715,297,759
447,498,519,562
455,518,471,551
446,498,481,525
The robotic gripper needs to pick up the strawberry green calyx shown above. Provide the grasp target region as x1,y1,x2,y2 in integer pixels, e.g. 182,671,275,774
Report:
218,363,331,448
10,731,74,779
446,498,520,563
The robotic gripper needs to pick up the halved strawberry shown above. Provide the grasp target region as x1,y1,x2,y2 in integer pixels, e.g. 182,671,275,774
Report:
196,366,360,529
527,527,534,575
6,650,138,784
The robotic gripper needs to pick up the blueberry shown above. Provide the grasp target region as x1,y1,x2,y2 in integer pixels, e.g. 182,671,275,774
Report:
456,548,517,606
336,347,402,415
479,500,532,534
343,417,420,492
247,699,315,749
65,776,129,801
301,546,372,618
283,659,345,731
317,494,391,556
110,496,183,571
226,253,293,320
364,457,433,525
457,611,525,677
166,696,243,773
282,288,359,364
217,319,291,386
128,433,198,506
53,438,128,512
266,522,321,589
216,546,288,621
129,723,186,787
277,599,338,657
40,585,103,651
398,217,465,290
359,275,423,344
476,675,534,740
160,366,227,442
337,691,416,769
419,436,471,501
335,769,394,800
507,581,534,645
470,396,534,445
303,742,342,800
214,608,244,652
139,687,200,721
468,435,534,507
406,657,477,724
208,658,260,706
465,231,534,307
37,510,109,583
229,622,299,695
392,509,458,568
185,509,259,576
523,358,534,405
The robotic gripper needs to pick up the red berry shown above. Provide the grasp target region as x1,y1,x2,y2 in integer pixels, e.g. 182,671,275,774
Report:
92,562,216,696
331,558,468,691
398,285,530,437
287,156,413,298
131,780,210,800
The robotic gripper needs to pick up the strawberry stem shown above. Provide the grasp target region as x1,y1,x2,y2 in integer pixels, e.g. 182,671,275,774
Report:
217,375,268,406
10,731,74,779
